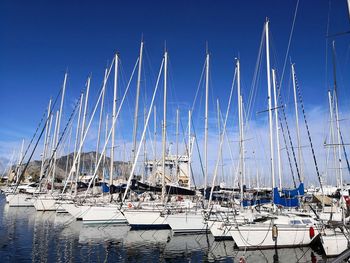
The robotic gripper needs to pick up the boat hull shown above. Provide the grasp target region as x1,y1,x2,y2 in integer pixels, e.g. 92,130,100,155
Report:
123,210,170,230
80,205,127,224
7,193,34,207
166,212,208,235
230,223,318,249
33,196,57,211
321,231,349,257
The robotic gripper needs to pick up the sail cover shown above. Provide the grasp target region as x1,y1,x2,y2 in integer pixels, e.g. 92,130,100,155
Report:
273,187,299,207
281,183,304,198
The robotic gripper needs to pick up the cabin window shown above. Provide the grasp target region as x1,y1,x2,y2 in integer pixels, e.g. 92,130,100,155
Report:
301,219,312,224
290,220,302,225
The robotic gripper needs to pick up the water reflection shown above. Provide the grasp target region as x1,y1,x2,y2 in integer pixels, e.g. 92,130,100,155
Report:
0,196,328,262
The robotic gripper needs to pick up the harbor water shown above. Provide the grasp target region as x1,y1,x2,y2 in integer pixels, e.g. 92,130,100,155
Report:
0,195,328,262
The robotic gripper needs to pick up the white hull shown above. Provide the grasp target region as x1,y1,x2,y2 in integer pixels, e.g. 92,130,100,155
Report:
123,210,169,229
321,230,349,257
231,225,315,249
166,212,207,234
33,196,57,211
80,205,127,224
230,216,318,249
208,220,233,240
7,193,34,207
59,202,87,219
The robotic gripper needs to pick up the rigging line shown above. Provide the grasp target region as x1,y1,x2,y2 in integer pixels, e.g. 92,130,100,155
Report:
179,111,197,188
274,73,297,187
293,70,323,192
247,25,265,123
325,0,331,92
279,115,297,188
191,59,206,112
13,85,63,190
191,118,205,180
276,70,302,184
40,95,82,184
17,93,81,192
121,57,164,204
279,0,300,94
339,128,350,175
16,110,47,171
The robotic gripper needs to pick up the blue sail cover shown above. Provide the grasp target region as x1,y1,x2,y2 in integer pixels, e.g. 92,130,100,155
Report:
273,187,299,207
281,183,304,198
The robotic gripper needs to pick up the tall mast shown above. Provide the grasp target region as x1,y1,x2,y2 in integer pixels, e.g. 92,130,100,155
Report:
328,90,338,186
142,107,147,183
73,93,84,195
51,110,59,190
265,19,275,192
39,99,52,185
76,77,90,191
176,108,179,182
204,52,209,190
272,69,282,189
16,139,25,184
217,99,224,183
153,105,157,185
240,95,246,189
332,41,343,189
237,59,244,203
103,114,109,186
96,69,107,169
52,73,67,191
132,41,144,163
161,50,168,202
188,110,192,189
291,63,303,182
111,53,119,187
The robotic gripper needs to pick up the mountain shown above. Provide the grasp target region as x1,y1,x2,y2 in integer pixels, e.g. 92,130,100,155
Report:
8,151,130,183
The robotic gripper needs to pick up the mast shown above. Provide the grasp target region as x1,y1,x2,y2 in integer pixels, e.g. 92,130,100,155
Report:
52,73,67,191
272,69,282,189
236,59,244,204
176,108,179,183
240,95,246,189
16,139,25,184
161,50,168,202
73,93,84,195
332,41,343,189
111,53,119,187
153,106,157,185
76,77,90,193
51,110,59,189
291,63,303,183
328,90,338,186
131,41,144,163
39,99,52,186
142,107,147,183
216,99,224,183
265,19,275,193
188,110,192,189
103,114,109,186
96,69,107,170
204,52,209,190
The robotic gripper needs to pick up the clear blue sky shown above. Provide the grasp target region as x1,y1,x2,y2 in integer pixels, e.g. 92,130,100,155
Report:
0,0,349,183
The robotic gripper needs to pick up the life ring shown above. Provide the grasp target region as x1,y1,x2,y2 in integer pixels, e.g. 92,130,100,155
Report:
128,203,132,208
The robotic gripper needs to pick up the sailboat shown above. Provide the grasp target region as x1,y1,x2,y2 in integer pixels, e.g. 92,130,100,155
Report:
229,19,320,249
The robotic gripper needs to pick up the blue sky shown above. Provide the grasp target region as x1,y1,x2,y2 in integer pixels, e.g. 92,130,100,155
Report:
0,0,349,186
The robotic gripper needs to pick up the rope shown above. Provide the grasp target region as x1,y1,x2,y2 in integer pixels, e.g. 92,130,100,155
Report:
292,69,323,192
274,74,297,187
276,72,302,184
14,86,63,191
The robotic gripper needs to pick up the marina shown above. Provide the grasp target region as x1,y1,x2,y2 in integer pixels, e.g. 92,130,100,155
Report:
1,0,350,262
